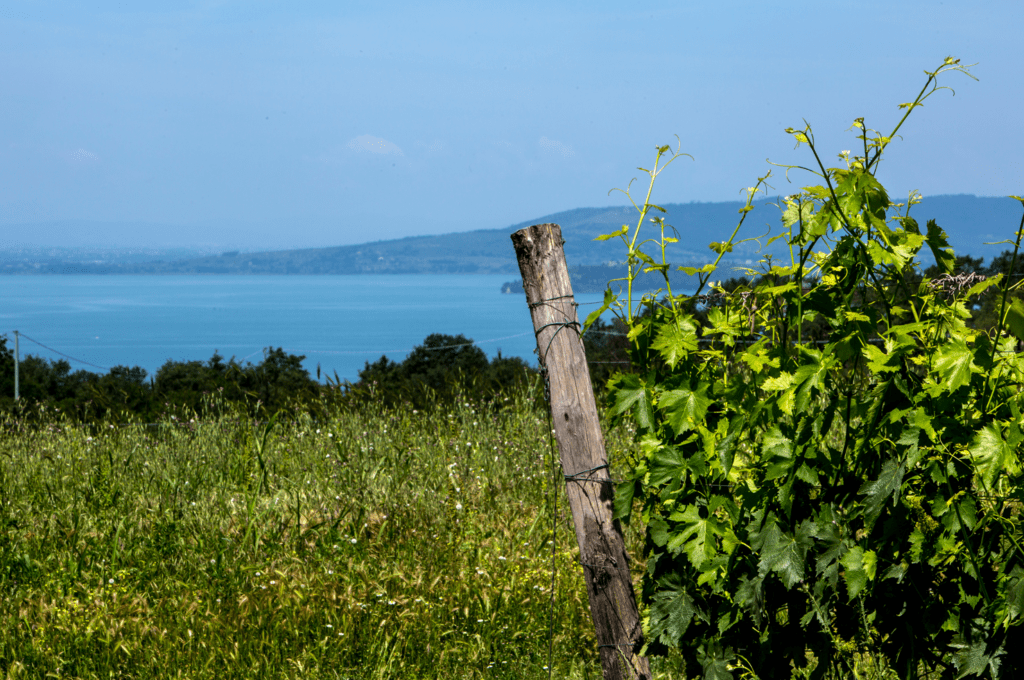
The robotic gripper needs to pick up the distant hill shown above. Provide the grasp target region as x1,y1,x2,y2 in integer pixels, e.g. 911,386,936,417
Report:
2,195,1020,275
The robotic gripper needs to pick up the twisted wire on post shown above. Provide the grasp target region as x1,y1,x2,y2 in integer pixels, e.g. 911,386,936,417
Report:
563,463,619,484
529,295,583,372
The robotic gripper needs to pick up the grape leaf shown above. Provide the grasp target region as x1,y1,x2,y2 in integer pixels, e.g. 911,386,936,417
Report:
668,505,727,568
1005,565,1024,623
752,516,812,588
840,547,878,600
648,446,690,487
1005,298,1024,342
809,506,846,584
762,372,794,391
912,407,938,443
594,225,628,241
609,373,655,430
862,343,900,374
933,338,979,392
740,343,778,373
925,219,956,274
952,631,1005,679
660,384,711,434
651,317,699,369
782,198,814,231
647,573,703,647
583,287,616,332
702,656,734,680
613,477,637,523
965,273,1001,299
761,426,793,460
679,263,716,275
649,518,671,548
859,457,905,524
717,424,742,477
969,422,1020,490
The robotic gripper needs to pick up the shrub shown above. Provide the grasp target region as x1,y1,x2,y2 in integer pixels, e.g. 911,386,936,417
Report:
595,58,1024,678
353,333,535,408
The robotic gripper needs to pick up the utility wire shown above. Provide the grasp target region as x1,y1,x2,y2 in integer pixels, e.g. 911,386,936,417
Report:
15,332,110,371
12,330,541,374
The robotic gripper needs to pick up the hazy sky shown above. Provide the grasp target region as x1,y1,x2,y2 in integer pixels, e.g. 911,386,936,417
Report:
1,1,1021,249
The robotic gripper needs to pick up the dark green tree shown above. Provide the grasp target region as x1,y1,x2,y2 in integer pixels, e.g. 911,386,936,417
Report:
402,333,489,393
355,333,535,407
88,365,151,420
240,347,318,411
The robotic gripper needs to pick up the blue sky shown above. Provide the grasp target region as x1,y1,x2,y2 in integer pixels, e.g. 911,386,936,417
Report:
1,0,1021,249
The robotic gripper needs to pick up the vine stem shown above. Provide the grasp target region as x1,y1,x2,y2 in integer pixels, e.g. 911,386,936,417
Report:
866,58,976,173
984,211,1024,413
624,145,688,324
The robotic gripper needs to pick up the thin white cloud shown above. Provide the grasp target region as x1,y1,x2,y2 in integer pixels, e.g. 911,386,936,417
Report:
68,148,100,163
539,136,575,159
347,134,404,156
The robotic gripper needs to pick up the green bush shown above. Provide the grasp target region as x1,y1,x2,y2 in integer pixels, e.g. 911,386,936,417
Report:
1,333,539,421
596,58,1024,678
352,333,536,408
0,341,324,421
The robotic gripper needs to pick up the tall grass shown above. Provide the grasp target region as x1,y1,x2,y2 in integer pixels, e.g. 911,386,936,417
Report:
0,389,670,679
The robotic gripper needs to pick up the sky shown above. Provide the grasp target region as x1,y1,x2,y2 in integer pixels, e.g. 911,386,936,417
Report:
0,0,1021,250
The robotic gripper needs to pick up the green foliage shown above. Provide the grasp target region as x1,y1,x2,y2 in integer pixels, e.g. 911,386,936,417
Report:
0,342,323,421
353,333,535,408
604,58,1024,678
922,251,1024,333
0,333,537,420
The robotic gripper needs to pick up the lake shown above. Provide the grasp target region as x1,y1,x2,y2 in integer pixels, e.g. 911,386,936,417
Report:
0,275,617,382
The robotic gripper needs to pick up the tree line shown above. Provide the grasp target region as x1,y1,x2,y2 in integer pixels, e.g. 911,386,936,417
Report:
0,324,637,421
0,344,321,421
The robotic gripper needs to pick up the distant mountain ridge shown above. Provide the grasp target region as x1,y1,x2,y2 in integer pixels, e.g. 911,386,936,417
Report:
2,194,1020,275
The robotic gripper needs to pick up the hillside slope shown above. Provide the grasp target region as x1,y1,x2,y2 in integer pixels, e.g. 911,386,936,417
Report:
3,195,1019,275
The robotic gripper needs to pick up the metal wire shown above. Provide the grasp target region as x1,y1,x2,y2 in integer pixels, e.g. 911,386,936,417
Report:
15,332,110,371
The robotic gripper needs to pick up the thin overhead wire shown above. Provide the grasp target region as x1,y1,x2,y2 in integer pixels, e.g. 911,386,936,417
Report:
15,332,110,371
9,329,554,375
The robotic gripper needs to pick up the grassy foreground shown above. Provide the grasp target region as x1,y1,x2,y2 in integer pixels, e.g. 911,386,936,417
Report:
0,390,674,679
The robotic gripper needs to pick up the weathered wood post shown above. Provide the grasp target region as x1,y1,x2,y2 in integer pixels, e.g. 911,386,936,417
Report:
512,223,650,680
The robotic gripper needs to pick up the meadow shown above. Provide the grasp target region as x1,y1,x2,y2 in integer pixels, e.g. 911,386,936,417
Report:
0,388,679,679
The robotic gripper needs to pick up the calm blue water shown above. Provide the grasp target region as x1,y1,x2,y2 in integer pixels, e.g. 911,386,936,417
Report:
0,275,613,382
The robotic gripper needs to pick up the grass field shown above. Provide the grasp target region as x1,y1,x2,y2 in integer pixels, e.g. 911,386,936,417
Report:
0,389,681,679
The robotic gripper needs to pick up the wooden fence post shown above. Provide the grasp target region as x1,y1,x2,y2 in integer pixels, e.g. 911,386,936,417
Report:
511,223,650,680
